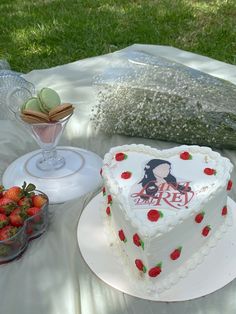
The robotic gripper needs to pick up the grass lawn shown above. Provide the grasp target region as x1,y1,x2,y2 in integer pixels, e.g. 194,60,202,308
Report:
0,0,235,73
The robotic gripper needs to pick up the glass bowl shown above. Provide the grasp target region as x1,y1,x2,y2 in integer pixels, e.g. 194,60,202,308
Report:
0,190,49,264
0,73,35,119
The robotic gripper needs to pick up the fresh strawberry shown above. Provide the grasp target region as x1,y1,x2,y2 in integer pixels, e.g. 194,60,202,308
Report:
0,213,9,228
31,194,47,208
227,180,233,191
147,209,163,222
202,225,211,237
3,182,36,204
148,263,162,277
135,259,146,273
106,206,111,216
9,208,26,227
180,152,192,160
26,207,42,223
0,225,18,241
4,186,22,202
25,222,34,235
133,233,144,249
102,187,106,196
222,206,227,216
195,211,205,223
170,247,182,260
204,168,216,175
0,197,15,207
121,171,132,179
18,196,32,207
118,229,127,243
115,153,127,161
0,197,16,215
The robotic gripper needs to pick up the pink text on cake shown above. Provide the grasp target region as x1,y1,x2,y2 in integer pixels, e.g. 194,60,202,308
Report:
131,181,195,210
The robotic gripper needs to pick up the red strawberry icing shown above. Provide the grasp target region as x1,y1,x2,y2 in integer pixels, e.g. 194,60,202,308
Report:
115,153,127,161
195,211,205,223
133,233,144,249
180,151,192,160
135,259,146,273
204,168,216,175
118,229,127,242
227,180,233,191
106,206,111,216
121,171,132,179
147,209,163,222
148,263,162,277
107,194,112,204
170,247,182,260
221,206,227,216
202,225,211,237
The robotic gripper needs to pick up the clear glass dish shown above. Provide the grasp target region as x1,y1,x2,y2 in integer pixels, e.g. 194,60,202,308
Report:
0,190,49,264
0,73,35,119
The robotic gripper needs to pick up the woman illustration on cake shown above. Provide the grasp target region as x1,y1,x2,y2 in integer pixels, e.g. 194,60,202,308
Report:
139,159,191,198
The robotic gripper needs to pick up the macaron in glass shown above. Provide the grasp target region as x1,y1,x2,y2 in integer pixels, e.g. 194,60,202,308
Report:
38,87,61,113
21,97,42,113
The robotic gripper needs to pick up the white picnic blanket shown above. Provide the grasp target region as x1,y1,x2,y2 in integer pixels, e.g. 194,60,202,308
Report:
0,44,236,314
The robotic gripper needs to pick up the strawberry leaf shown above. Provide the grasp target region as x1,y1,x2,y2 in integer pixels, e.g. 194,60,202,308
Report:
25,183,36,192
141,240,145,250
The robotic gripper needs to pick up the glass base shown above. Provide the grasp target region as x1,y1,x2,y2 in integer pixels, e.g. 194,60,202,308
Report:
25,148,84,179
2,146,103,204
36,153,65,171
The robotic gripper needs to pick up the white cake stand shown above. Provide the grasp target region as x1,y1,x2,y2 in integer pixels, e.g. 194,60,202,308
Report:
4,86,102,204
2,146,103,204
77,193,236,301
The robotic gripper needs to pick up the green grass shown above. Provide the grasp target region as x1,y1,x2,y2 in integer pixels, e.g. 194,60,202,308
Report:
0,0,235,73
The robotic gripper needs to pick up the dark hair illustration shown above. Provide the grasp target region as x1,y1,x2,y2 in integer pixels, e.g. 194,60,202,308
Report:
139,159,191,196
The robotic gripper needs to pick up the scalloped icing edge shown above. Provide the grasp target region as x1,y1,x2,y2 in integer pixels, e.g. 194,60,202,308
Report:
101,203,233,296
102,144,233,237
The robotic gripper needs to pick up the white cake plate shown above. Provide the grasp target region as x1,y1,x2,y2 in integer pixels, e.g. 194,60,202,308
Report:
2,146,103,204
77,193,236,301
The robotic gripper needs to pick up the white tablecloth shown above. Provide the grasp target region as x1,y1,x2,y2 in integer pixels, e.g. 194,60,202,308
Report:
0,44,236,314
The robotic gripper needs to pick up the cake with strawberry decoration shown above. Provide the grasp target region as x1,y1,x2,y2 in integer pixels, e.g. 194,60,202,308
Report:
101,144,233,294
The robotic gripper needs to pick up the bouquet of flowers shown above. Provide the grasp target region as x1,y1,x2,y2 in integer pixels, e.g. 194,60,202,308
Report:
91,51,236,149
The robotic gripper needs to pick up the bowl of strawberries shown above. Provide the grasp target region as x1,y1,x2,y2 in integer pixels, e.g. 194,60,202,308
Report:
0,182,49,264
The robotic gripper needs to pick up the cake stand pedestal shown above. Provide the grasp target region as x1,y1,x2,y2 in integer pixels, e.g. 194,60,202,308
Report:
2,146,103,204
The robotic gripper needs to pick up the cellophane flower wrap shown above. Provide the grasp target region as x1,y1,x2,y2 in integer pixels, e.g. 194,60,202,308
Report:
91,51,236,149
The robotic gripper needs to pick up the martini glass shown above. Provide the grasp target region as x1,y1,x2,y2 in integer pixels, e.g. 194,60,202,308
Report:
7,86,72,171
18,112,72,171
3,86,103,203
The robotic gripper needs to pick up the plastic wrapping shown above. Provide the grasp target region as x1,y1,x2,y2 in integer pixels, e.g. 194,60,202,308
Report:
92,51,236,149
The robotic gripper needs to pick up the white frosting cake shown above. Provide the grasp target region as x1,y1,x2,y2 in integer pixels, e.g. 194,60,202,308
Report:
101,144,234,294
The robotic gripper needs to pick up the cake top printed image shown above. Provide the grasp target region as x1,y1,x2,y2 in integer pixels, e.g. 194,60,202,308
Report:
102,144,233,236
130,158,194,210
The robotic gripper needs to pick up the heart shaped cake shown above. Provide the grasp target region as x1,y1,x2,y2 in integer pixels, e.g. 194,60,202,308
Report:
101,144,233,294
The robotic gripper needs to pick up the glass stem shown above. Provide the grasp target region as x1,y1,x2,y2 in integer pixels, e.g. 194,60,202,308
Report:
42,149,57,163
37,148,65,171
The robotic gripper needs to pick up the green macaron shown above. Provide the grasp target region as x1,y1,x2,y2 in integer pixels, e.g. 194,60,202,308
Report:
21,97,42,113
38,87,61,112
